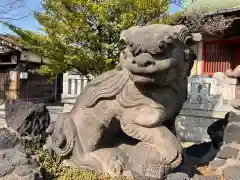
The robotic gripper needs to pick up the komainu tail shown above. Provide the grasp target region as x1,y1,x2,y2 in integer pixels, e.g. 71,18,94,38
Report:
47,113,76,157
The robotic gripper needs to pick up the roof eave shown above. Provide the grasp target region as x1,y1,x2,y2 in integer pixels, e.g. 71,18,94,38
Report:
0,37,22,52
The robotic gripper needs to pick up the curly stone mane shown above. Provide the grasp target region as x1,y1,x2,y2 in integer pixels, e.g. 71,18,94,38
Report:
120,24,199,56
80,68,130,108
116,81,162,108
174,25,196,45
79,68,161,108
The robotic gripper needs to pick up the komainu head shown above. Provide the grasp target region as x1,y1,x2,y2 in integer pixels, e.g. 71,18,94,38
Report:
119,24,202,85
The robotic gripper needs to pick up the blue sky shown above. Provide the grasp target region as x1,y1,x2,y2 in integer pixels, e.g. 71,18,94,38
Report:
0,0,43,34
0,1,180,34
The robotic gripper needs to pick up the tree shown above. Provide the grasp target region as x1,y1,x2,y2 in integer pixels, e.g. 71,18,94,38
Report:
3,0,177,77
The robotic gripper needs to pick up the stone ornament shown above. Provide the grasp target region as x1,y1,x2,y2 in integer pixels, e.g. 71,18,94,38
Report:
45,24,201,179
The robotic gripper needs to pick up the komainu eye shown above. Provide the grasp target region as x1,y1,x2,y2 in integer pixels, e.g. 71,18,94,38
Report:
158,41,165,48
185,49,191,55
164,36,173,44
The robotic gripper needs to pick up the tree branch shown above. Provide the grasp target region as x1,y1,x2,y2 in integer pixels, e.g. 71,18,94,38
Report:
170,1,233,37
0,0,23,8
0,13,31,21
0,0,29,21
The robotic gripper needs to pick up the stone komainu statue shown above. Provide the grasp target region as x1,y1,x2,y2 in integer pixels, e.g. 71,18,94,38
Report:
45,24,201,179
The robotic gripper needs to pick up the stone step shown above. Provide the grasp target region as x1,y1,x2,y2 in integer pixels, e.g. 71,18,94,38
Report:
224,122,240,144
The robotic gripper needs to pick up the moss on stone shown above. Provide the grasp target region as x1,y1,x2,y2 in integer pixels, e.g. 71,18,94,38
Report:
23,139,129,180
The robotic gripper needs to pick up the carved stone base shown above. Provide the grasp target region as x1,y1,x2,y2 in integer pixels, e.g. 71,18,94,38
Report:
68,130,182,179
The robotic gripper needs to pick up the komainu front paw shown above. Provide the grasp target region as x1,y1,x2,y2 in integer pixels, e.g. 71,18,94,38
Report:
108,155,124,175
43,136,53,154
89,148,125,176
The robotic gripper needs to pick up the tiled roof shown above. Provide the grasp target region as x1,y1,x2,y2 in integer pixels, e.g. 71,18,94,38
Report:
0,34,51,65
0,34,22,51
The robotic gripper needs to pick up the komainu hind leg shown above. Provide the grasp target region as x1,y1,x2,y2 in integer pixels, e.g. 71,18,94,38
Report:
121,122,183,179
64,110,126,176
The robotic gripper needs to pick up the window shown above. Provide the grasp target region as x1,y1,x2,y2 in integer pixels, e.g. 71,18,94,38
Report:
203,41,240,76
0,54,12,63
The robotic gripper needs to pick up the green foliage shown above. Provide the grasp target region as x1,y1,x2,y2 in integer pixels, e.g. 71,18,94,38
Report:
3,0,179,77
23,140,130,180
36,150,102,180
160,11,182,25
36,150,132,180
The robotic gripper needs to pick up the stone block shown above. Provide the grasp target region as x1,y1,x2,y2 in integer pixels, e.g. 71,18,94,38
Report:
227,112,239,123
217,146,239,159
0,163,14,178
0,127,42,179
192,174,220,180
209,159,226,169
5,99,50,138
0,128,18,149
176,129,210,143
222,166,240,180
165,172,190,180
175,116,215,142
224,123,240,144
12,165,37,177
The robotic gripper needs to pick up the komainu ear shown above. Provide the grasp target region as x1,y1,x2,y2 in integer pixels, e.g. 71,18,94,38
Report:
185,33,202,47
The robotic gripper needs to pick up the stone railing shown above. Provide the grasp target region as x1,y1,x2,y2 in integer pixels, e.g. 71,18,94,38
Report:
61,72,89,105
61,72,240,142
